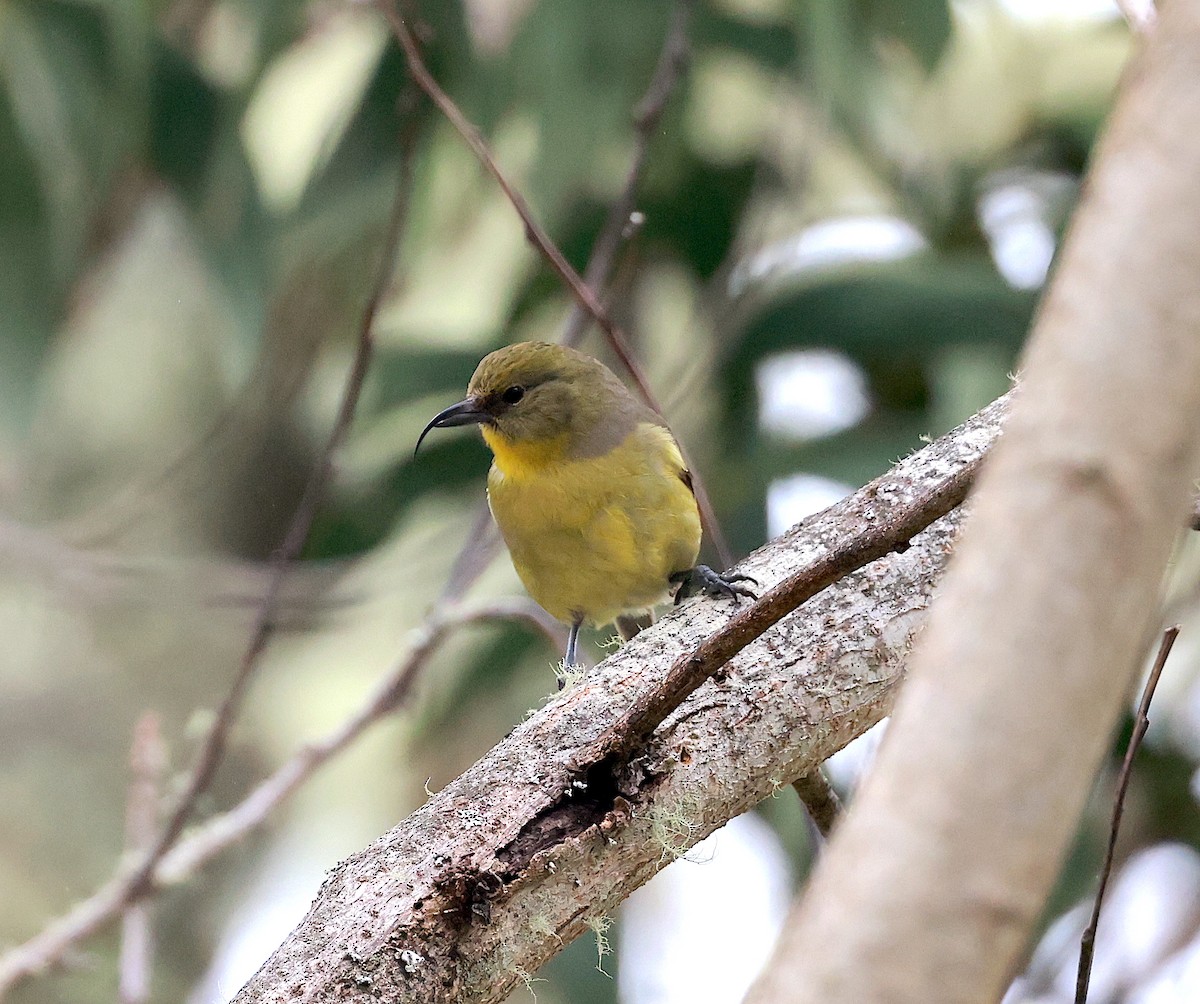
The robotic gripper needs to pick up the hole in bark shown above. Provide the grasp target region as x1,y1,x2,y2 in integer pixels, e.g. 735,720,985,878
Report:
494,755,625,877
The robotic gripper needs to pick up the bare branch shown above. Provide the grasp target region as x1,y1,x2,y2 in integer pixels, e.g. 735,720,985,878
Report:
0,128,417,1002
118,713,165,1004
791,770,843,841
132,105,412,889
1075,625,1179,1004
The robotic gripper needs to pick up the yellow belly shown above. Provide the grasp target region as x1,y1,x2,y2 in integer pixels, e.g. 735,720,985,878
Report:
484,422,702,626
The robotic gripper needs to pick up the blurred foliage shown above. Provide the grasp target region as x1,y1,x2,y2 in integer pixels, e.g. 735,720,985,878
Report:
6,1,1199,1003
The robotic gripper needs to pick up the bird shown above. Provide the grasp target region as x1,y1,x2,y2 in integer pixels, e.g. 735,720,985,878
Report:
416,341,756,670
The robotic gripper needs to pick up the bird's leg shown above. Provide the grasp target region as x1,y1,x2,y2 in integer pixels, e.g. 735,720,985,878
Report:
565,617,583,665
670,565,759,605
559,615,584,691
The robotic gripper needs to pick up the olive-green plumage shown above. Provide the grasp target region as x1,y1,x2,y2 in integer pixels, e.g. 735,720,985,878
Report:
417,341,751,666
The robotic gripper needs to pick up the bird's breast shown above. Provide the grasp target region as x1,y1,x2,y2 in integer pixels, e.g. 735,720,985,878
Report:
485,422,702,624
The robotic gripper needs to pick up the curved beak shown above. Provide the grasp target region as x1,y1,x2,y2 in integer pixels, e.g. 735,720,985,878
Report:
414,398,490,456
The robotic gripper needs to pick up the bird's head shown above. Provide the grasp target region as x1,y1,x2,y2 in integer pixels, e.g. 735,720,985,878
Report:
416,342,645,460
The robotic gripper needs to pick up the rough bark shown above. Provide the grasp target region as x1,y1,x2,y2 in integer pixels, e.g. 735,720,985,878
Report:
232,396,1009,1003
745,5,1200,1002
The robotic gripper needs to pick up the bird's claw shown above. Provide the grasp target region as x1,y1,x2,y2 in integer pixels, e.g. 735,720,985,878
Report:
670,565,759,605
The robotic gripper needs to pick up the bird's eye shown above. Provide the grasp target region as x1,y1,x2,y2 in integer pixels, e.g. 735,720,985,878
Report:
501,385,525,405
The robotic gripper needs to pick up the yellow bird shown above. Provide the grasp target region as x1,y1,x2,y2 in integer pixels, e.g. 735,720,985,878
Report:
416,341,754,668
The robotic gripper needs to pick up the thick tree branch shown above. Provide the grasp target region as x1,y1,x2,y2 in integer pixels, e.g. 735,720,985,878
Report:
745,4,1200,1001
232,394,1009,1003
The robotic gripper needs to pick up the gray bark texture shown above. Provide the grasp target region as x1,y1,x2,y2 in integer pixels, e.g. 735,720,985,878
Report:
233,395,1010,1004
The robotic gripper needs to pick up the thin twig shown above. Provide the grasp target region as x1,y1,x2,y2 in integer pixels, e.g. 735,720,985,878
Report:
118,713,165,1004
438,505,500,604
0,129,417,1001
377,0,645,382
131,113,412,888
157,599,562,884
1074,624,1180,1004
379,1,732,568
561,0,693,347
791,770,843,841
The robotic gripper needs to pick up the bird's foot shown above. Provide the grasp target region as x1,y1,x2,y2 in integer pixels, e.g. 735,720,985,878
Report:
670,565,759,605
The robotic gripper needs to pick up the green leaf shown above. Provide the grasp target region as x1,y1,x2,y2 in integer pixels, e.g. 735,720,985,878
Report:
851,0,953,73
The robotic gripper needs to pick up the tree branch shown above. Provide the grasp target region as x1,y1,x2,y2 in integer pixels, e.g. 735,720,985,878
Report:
791,770,843,841
1075,625,1179,1004
231,393,1009,1003
559,0,693,347
118,713,165,1004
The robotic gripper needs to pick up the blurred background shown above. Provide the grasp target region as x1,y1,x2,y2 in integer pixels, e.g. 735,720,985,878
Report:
2,0,1197,1001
